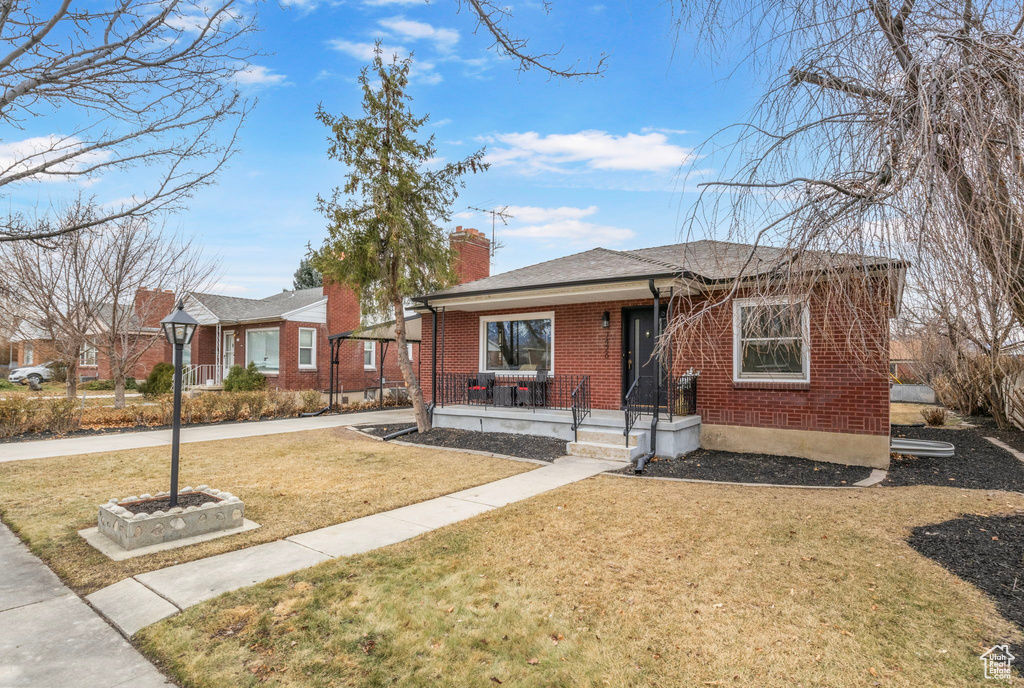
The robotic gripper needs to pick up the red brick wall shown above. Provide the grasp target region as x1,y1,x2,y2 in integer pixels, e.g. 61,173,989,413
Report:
420,291,890,438
450,227,490,285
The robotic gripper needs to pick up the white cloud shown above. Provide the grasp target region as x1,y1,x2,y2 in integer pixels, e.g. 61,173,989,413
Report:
483,130,695,173
328,40,442,84
234,65,287,86
505,219,635,246
641,126,693,135
379,16,459,51
0,135,112,184
502,204,598,223
433,118,453,127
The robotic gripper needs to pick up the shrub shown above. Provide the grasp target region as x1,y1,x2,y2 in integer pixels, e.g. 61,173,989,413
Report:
139,363,175,396
242,391,268,420
125,377,138,391
83,379,115,391
223,363,266,392
0,379,17,391
196,393,221,423
46,397,81,435
268,389,297,418
0,397,32,438
299,389,323,414
921,406,948,426
49,361,67,383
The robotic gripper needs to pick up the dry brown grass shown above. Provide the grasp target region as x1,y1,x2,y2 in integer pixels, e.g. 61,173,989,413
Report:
138,478,1024,687
0,428,533,593
891,402,964,427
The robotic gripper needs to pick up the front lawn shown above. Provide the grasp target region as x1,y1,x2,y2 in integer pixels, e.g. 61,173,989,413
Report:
138,478,1023,687
0,427,533,593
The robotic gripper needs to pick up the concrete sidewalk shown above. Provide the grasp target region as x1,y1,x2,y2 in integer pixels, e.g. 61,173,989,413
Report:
87,455,626,637
0,523,173,688
0,408,415,463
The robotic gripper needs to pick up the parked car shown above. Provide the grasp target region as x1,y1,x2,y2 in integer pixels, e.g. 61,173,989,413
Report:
8,361,56,386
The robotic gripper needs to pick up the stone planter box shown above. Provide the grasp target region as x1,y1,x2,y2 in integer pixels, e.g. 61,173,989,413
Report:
98,486,244,551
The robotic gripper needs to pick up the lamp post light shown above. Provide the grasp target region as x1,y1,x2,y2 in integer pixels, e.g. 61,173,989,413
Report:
160,299,198,508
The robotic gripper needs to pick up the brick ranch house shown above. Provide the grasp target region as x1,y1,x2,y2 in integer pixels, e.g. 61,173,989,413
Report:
411,238,904,469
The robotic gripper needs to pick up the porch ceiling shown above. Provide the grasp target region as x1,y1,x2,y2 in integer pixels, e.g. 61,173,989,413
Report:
414,278,694,312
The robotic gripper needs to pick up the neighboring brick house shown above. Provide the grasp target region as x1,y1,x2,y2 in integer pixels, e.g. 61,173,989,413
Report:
412,238,905,469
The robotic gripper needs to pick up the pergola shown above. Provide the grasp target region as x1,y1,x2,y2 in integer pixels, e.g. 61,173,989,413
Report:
327,314,422,409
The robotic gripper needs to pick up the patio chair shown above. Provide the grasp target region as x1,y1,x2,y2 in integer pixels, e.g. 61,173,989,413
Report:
514,369,548,408
467,373,495,404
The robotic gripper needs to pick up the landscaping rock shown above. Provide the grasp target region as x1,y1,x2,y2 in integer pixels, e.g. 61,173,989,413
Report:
357,425,566,461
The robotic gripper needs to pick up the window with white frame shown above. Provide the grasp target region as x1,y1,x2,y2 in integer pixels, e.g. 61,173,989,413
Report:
298,328,316,368
23,343,33,366
363,340,376,370
79,344,98,367
246,328,280,373
733,298,809,381
407,342,414,361
181,343,191,367
480,312,553,374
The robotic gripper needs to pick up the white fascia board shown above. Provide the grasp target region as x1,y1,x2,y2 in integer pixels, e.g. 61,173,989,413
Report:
282,298,328,323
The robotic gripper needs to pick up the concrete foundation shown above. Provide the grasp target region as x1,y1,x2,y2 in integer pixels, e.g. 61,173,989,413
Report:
432,405,702,458
700,423,891,469
97,486,244,551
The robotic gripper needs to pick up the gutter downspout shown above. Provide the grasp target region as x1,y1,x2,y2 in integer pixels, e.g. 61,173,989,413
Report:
422,300,438,424
635,280,661,474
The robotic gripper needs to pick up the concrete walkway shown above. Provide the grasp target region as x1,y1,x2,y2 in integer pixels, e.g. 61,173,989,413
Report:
0,523,173,688
87,455,626,637
0,409,415,463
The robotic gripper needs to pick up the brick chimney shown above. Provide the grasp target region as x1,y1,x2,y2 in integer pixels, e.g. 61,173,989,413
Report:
450,226,490,285
134,289,177,328
323,277,360,335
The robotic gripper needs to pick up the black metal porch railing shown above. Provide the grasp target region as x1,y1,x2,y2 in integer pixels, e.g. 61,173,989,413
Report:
570,376,591,440
624,373,699,444
439,372,591,413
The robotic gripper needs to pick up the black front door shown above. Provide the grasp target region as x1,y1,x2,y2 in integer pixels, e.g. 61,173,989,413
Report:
622,306,667,408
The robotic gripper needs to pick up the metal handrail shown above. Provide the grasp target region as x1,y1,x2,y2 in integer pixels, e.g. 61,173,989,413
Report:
570,376,591,441
623,377,641,446
183,364,223,389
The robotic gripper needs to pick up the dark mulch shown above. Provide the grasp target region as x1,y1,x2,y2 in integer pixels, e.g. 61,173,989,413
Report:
909,513,1024,659
617,448,872,486
119,492,220,514
357,425,567,462
885,426,1024,491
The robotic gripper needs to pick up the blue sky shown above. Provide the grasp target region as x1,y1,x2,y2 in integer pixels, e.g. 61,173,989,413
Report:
16,1,763,296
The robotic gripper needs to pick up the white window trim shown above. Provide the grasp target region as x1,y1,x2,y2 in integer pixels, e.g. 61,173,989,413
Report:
732,297,810,383
363,340,376,370
246,326,280,375
79,343,99,368
23,343,33,366
478,311,555,376
298,327,317,370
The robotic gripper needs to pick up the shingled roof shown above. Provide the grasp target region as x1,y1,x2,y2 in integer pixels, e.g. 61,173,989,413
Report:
418,239,898,301
188,287,325,323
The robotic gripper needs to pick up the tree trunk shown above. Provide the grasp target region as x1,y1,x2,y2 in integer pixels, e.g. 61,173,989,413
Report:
392,297,430,432
114,372,126,409
65,359,79,398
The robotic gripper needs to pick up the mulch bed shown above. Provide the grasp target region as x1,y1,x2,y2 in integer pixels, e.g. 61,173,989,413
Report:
885,426,1024,491
617,448,873,486
357,425,567,462
120,492,220,514
909,513,1024,660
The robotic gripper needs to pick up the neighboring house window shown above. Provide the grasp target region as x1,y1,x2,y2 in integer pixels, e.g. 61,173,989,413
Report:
407,342,414,361
733,298,809,382
298,328,316,369
23,343,33,366
246,328,280,373
181,343,192,368
80,344,98,367
363,340,375,370
480,312,554,374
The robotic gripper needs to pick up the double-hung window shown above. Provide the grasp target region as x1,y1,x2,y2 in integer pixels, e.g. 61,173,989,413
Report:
363,341,376,370
480,312,553,374
298,328,316,369
733,298,809,382
246,328,280,373
79,344,98,367
23,343,33,366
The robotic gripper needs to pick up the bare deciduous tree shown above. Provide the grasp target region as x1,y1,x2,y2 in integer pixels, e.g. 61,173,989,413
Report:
0,0,256,242
94,218,219,407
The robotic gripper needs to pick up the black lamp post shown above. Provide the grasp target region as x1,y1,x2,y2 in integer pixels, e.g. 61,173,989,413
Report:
160,299,198,508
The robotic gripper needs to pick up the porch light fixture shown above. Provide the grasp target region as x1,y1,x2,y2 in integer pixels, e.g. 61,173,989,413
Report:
159,300,198,508
602,311,610,329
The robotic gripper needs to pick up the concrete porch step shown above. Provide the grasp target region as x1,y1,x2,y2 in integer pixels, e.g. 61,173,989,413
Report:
567,440,645,461
576,428,645,447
